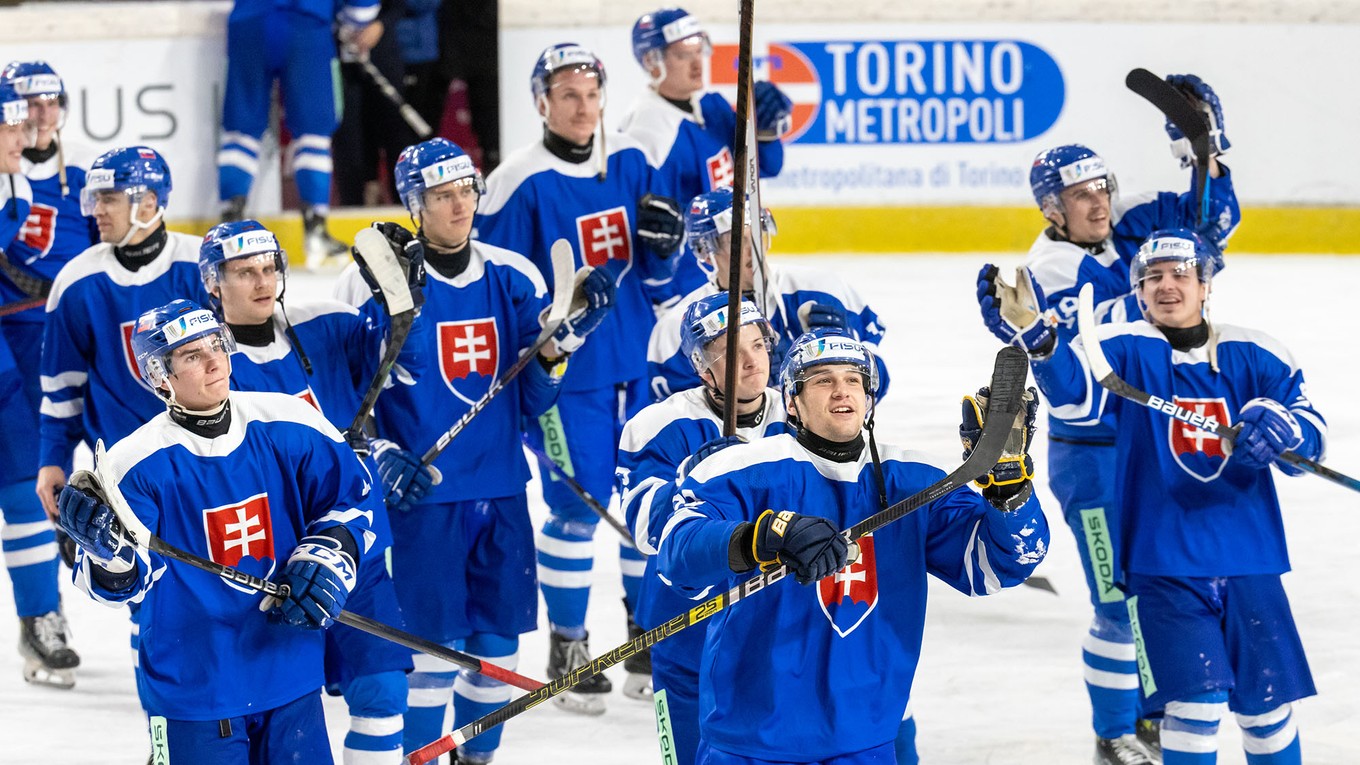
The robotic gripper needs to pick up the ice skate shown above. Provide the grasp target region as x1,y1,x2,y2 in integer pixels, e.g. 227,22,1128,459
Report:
19,611,80,690
303,208,350,272
1135,719,1162,760
621,608,653,701
220,195,247,224
547,631,610,716
1094,734,1157,765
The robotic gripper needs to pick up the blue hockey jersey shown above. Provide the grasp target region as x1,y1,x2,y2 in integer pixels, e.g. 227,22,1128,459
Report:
1025,167,1240,443
648,264,890,401
657,435,1048,759
229,0,379,25
475,136,676,392
39,232,213,470
1033,321,1325,578
73,390,381,719
0,172,32,259
1,147,98,322
336,241,561,503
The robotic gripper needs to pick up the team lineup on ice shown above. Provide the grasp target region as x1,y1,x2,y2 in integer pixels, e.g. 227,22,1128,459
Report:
1,3,1358,765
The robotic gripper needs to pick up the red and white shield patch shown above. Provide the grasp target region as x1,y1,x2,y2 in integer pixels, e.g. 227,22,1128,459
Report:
706,147,734,190
119,320,150,389
816,534,879,638
576,207,632,268
438,318,499,385
20,203,57,257
1168,397,1231,482
202,492,275,568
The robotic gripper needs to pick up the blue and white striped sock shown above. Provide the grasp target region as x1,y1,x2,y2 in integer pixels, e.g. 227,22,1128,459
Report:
1238,704,1301,765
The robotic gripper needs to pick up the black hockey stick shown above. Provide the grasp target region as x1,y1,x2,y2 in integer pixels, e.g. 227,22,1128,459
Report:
358,56,434,139
1125,68,1212,227
522,435,637,548
1076,284,1359,492
0,295,46,318
419,239,576,468
86,441,545,690
404,346,1032,764
345,227,420,453
722,0,758,437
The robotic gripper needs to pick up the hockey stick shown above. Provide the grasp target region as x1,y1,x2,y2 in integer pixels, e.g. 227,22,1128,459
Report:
404,346,1031,764
419,239,576,467
522,434,637,548
345,227,418,453
1076,284,1359,492
1125,68,1212,227
358,56,434,140
87,441,544,690
722,0,758,437
0,295,46,318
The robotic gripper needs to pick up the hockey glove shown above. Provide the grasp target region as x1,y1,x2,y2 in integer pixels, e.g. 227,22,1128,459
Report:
977,264,1057,359
372,438,442,513
1231,398,1304,473
677,435,746,483
553,266,616,354
738,509,848,585
354,221,428,314
1164,74,1230,168
753,81,793,140
961,386,1039,512
800,301,849,332
637,193,685,259
57,472,137,575
266,531,358,629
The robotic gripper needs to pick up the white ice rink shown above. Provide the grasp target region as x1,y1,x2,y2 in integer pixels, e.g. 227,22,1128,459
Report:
1,253,1356,764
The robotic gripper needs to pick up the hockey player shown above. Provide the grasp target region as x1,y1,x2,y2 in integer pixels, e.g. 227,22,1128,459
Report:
620,6,792,300
655,329,1048,764
980,228,1323,765
618,294,789,764
217,0,380,269
338,137,613,762
56,298,382,763
199,219,423,763
649,185,890,402
990,73,1239,765
475,42,686,715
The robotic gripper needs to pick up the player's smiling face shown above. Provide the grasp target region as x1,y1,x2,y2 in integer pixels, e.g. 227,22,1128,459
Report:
218,255,279,325
165,336,232,411
1138,261,1206,329
792,364,867,443
702,323,772,414
0,122,24,173
1056,180,1112,244
25,96,62,149
542,68,602,146
420,178,478,248
656,36,707,100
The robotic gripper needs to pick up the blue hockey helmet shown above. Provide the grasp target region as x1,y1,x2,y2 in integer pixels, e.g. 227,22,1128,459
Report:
1129,228,1222,290
2,60,66,107
779,328,879,406
0,78,28,126
131,299,237,394
684,185,775,269
679,294,776,376
81,146,172,213
531,43,606,103
632,8,711,69
1029,144,1117,215
199,220,288,300
393,137,485,217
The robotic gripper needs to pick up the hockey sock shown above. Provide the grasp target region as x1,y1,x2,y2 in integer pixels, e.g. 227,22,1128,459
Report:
536,515,596,636
1083,612,1141,739
217,131,262,201
620,542,645,615
1238,704,1301,764
404,645,458,755
1163,691,1228,764
895,704,919,765
454,633,518,758
0,480,59,617
343,670,407,764
289,134,334,209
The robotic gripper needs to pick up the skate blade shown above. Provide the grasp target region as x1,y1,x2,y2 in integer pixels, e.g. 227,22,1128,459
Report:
23,661,76,690
551,691,607,716
622,673,653,701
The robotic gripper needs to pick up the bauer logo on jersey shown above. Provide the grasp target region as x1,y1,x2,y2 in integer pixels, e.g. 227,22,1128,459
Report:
817,534,879,637
202,493,276,569
1168,397,1231,482
576,207,633,268
707,147,735,189
438,318,499,391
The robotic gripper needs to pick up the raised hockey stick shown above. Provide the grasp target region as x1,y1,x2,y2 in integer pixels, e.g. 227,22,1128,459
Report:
358,56,434,140
403,346,1032,764
1125,68,1213,227
345,227,419,453
722,0,758,437
0,294,46,318
522,435,637,548
1076,284,1359,492
419,239,576,467
87,441,545,690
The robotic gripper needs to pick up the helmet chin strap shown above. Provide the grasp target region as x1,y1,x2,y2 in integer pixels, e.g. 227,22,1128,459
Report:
117,201,164,248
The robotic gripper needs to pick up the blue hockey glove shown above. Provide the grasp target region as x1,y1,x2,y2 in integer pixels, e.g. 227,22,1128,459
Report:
977,264,1057,359
553,266,616,353
266,532,357,629
677,435,746,482
637,193,685,258
57,473,136,574
753,81,793,140
962,386,1039,512
1231,398,1303,472
802,301,849,332
1164,73,1230,168
372,438,441,513
752,509,848,585
354,222,427,313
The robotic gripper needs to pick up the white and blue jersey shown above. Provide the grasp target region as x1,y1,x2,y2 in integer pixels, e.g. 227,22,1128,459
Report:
0,172,33,262
1,147,97,316
228,0,378,24
39,233,213,471
1033,321,1325,577
475,136,676,392
73,391,381,719
648,266,890,402
656,435,1048,760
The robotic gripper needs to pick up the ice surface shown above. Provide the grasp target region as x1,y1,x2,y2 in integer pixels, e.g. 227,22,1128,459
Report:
2,254,1355,763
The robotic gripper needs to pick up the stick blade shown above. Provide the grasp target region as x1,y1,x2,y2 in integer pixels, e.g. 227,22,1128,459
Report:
1125,67,1211,163
1076,283,1115,382
984,345,1031,425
